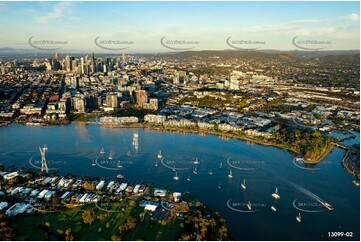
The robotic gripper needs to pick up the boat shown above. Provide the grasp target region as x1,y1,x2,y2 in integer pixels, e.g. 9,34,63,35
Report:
218,183,221,189
157,150,163,159
209,170,213,176
108,153,113,160
155,160,158,167
194,157,199,165
127,150,132,157
116,174,124,179
228,170,233,179
352,180,360,187
246,201,252,211
320,201,334,211
193,166,198,175
272,187,280,199
100,148,105,155
271,206,277,212
173,171,179,181
219,162,223,169
241,178,246,190
172,165,176,172
92,160,96,166
117,160,123,168
187,176,191,182
296,213,301,223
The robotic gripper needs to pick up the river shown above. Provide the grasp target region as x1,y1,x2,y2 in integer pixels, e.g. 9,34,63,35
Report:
0,124,359,240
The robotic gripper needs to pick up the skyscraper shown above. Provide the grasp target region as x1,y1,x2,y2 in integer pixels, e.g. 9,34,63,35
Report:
122,51,125,63
54,52,60,60
91,52,95,73
80,57,85,74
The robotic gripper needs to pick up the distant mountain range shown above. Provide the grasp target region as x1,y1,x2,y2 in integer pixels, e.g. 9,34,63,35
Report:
0,47,359,64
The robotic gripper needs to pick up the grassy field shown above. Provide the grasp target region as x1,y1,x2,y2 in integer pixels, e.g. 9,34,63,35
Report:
10,202,183,241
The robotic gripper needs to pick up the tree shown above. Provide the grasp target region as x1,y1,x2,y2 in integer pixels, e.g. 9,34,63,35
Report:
83,182,95,191
65,228,74,241
82,209,95,225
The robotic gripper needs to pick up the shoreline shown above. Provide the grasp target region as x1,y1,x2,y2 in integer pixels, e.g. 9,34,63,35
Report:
9,120,338,163
97,122,335,163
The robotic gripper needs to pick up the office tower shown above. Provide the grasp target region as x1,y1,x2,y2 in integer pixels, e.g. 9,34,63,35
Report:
54,52,60,60
80,57,85,74
65,55,71,72
72,59,77,72
91,52,95,73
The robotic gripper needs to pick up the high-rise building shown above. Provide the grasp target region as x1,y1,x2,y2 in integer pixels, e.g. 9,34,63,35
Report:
135,90,148,107
106,93,118,109
230,76,239,90
72,59,78,72
122,51,125,63
91,52,95,73
80,57,85,74
54,52,60,60
65,55,71,72
73,94,86,113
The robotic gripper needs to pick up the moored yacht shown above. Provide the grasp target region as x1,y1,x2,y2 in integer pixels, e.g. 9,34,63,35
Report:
272,187,280,199
157,150,163,159
100,148,105,155
173,171,179,181
246,201,252,211
241,178,246,190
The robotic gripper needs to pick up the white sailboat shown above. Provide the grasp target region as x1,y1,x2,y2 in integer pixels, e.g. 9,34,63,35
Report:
272,187,280,199
228,170,233,179
194,157,199,165
271,206,277,212
92,160,96,166
209,170,213,176
172,165,176,172
173,171,179,181
187,176,191,182
219,162,223,169
157,150,163,159
100,148,105,155
193,166,198,175
127,150,132,157
246,201,252,211
155,160,158,167
108,153,113,160
296,213,302,223
241,178,246,190
117,160,122,168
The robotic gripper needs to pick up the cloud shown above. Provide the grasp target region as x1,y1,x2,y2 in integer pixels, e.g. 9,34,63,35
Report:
35,2,75,24
346,13,359,21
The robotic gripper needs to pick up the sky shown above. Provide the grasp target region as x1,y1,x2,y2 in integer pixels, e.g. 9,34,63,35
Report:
0,1,359,53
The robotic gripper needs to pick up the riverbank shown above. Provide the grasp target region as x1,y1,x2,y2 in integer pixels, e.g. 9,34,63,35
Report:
8,118,335,163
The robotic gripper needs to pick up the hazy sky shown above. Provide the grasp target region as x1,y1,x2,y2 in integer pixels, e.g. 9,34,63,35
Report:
0,1,359,53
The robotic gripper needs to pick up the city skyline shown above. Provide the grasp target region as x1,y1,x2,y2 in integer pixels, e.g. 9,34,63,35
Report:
0,1,359,52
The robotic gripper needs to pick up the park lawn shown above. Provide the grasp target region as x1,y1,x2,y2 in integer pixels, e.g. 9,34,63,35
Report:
122,213,183,241
11,203,135,241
